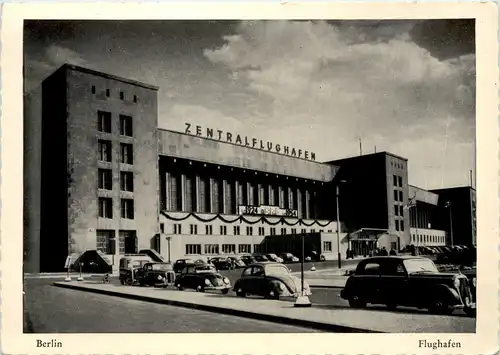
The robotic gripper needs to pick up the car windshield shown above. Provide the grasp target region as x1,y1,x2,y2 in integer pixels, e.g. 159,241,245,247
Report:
265,265,290,276
403,259,438,273
151,264,171,271
195,266,216,273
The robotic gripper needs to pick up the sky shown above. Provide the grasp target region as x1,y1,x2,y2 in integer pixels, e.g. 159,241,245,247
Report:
24,20,476,190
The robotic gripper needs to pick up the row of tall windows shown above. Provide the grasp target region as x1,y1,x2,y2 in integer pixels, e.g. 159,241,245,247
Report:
165,172,315,216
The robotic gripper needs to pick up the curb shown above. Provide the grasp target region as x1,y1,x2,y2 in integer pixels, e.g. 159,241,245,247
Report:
310,285,344,289
52,282,381,333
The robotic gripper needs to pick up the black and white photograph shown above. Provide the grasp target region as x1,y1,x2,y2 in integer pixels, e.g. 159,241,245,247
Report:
1,2,499,355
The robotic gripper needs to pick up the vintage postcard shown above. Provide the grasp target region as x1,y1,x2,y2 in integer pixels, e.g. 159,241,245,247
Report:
1,2,499,354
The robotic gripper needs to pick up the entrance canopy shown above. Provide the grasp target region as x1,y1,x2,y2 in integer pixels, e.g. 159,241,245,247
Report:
348,228,391,241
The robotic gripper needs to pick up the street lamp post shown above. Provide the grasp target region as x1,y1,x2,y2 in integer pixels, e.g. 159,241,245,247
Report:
447,202,454,246
294,233,311,307
336,180,347,268
336,185,342,269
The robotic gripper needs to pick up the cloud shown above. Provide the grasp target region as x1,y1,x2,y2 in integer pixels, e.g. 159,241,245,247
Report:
24,45,86,93
203,20,475,188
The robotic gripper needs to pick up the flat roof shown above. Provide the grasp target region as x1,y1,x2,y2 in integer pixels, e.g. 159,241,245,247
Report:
59,64,159,91
325,151,408,164
159,128,324,164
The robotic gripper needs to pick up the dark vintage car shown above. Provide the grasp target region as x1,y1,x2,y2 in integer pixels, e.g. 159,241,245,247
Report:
305,251,326,262
265,253,284,263
340,256,476,316
119,255,154,285
278,252,300,263
175,264,232,294
173,258,196,273
227,256,247,268
210,257,235,270
252,254,270,262
135,262,176,288
233,262,312,300
240,255,257,265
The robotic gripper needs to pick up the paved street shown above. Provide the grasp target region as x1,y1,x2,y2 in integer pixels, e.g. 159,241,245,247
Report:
24,278,320,333
25,270,473,333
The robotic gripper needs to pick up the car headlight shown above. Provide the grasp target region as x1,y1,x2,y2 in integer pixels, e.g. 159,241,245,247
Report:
223,277,230,284
453,277,461,289
157,275,163,280
278,283,285,290
205,279,211,286
472,277,476,287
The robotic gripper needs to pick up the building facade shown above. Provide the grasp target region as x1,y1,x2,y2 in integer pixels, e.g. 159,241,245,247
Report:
430,186,477,246
24,64,474,273
408,185,447,247
37,65,159,272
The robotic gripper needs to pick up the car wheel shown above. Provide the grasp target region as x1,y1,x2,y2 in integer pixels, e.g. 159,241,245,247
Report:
267,290,280,300
221,288,229,295
464,306,476,317
348,296,366,308
176,283,184,291
429,301,453,315
196,285,205,293
236,288,246,297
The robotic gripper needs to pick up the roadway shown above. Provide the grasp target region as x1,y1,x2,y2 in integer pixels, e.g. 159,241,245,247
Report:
24,278,320,333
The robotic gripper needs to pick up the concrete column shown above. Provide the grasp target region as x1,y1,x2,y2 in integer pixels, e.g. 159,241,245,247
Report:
269,185,274,206
234,181,240,212
222,180,227,214
181,174,187,211
305,190,311,219
209,178,215,213
195,175,201,213
165,172,171,211
297,188,303,218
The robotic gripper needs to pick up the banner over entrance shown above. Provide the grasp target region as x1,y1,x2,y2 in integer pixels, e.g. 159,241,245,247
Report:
238,205,298,218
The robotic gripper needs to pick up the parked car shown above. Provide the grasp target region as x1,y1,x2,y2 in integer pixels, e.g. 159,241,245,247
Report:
136,262,176,288
119,254,154,285
227,256,247,268
278,252,300,263
340,256,476,316
210,257,236,270
265,253,283,263
233,262,312,300
241,255,257,265
175,264,232,294
252,254,270,262
305,251,326,262
173,258,197,273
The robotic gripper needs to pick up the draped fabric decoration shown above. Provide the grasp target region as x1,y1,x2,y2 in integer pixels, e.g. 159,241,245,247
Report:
160,211,334,228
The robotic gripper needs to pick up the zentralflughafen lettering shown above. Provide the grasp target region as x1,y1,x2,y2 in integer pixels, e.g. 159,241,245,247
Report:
184,123,316,161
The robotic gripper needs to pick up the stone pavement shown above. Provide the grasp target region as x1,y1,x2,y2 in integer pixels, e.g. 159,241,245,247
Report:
53,281,475,333
291,268,351,288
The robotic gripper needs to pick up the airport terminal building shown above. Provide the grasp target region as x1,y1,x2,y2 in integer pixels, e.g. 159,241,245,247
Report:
23,65,475,272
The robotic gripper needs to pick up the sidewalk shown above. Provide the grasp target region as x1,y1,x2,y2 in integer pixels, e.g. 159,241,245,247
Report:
291,268,351,288
53,281,475,333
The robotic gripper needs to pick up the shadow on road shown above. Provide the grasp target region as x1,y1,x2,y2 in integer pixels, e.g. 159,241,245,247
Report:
313,303,472,318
